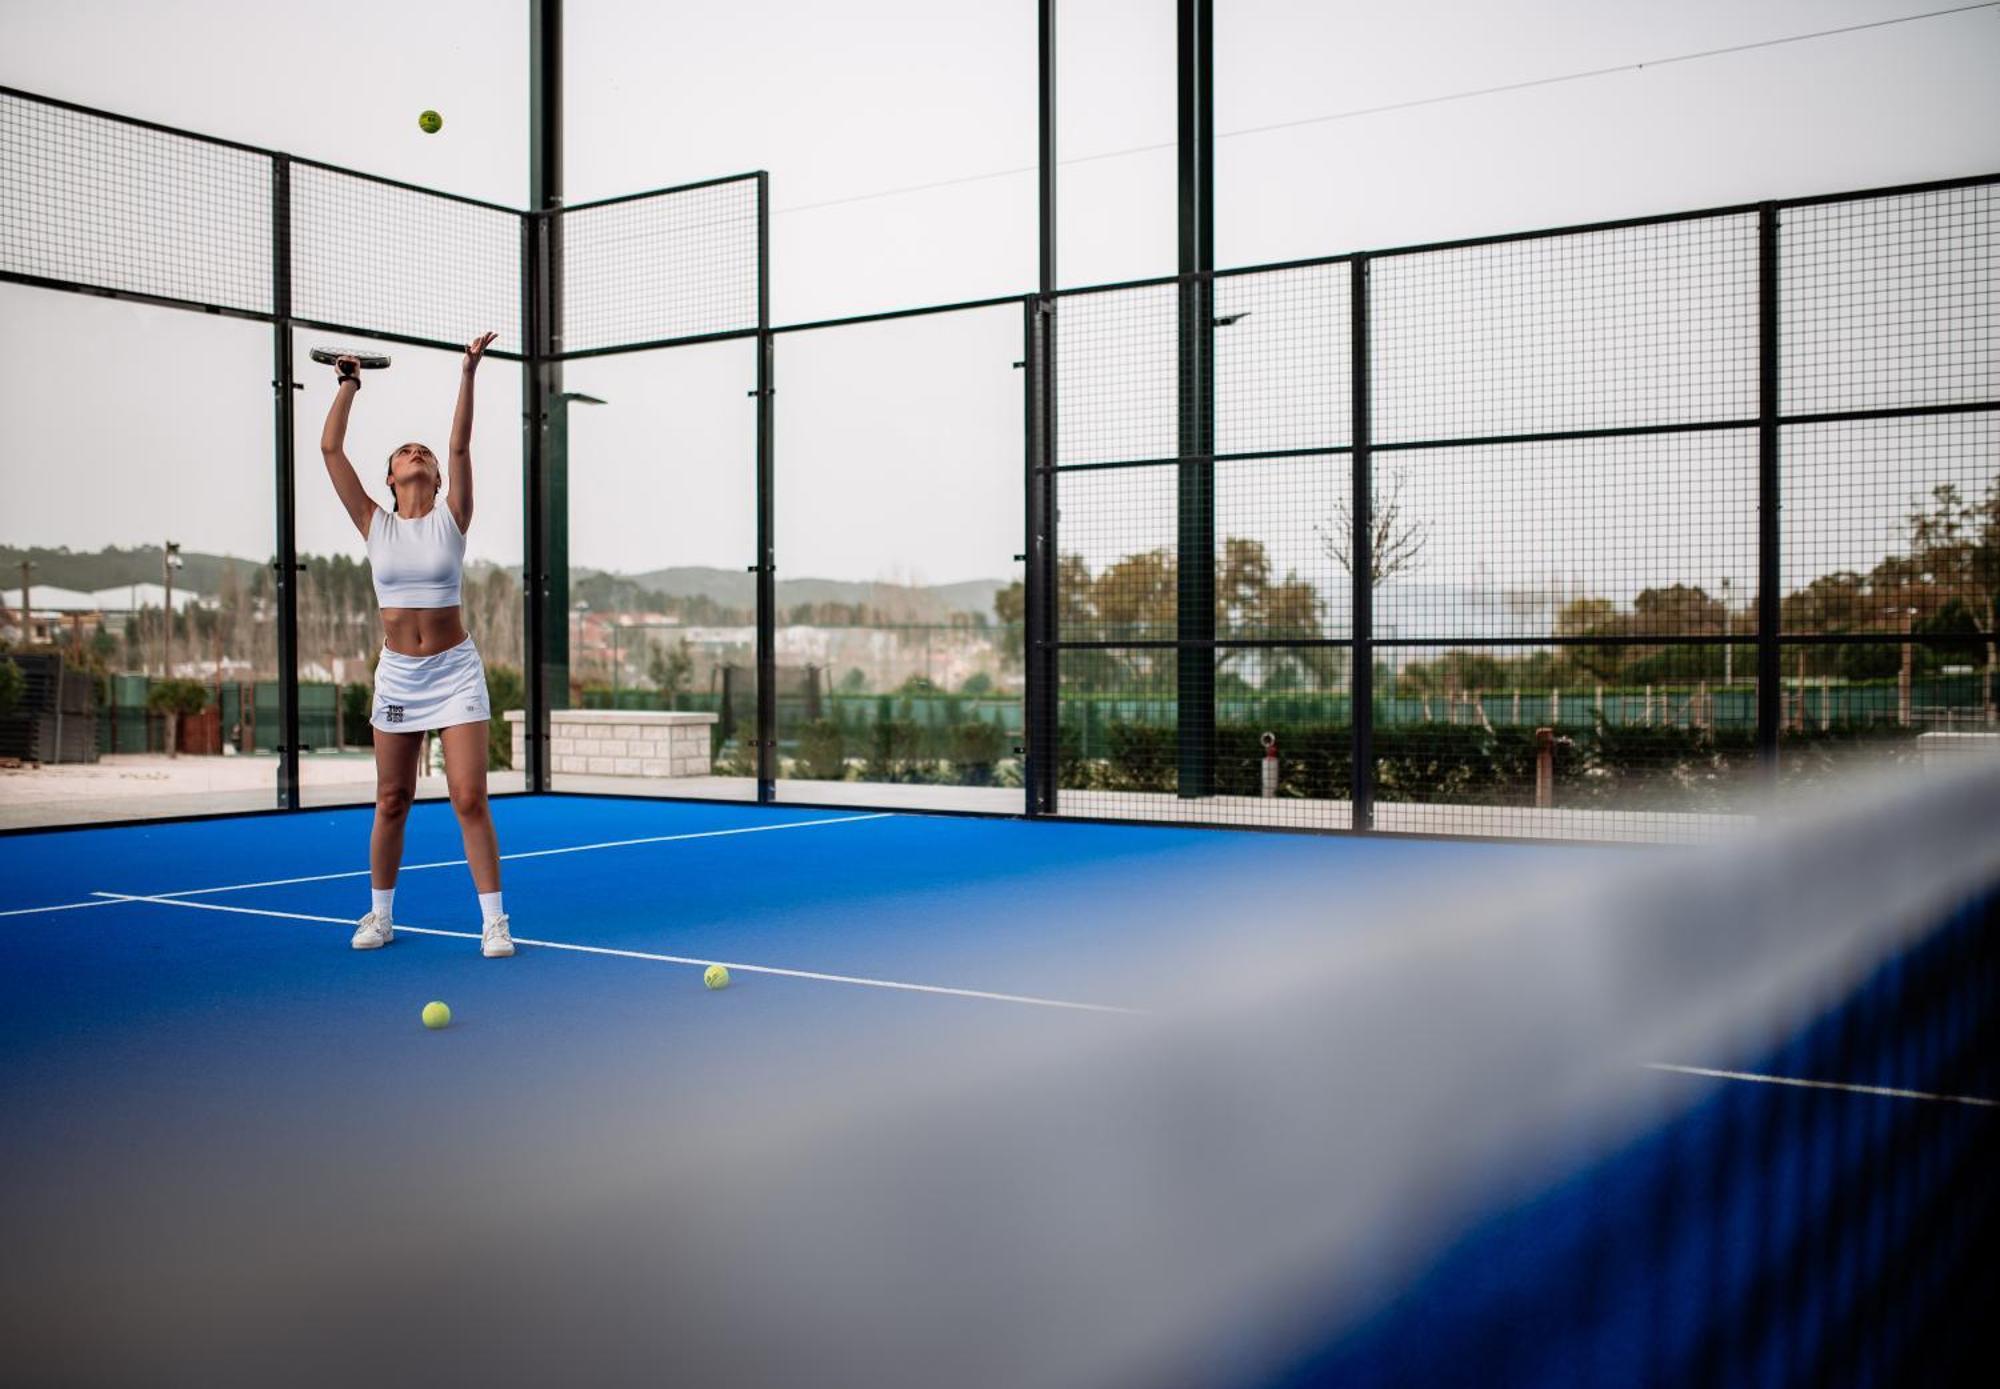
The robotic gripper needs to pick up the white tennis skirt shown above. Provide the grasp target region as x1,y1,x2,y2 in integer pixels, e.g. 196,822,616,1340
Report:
371,635,491,734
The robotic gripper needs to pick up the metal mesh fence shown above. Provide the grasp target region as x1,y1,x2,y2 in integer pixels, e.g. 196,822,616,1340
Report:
1370,214,1761,445
0,90,271,314
559,178,761,354
1039,181,1998,841
1054,282,1181,466
1781,413,2000,635
1374,432,1761,644
290,163,520,353
1781,184,1998,417
1370,640,1761,844
1214,262,1353,455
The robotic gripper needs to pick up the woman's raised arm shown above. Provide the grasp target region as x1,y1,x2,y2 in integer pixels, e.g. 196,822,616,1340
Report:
320,357,377,538
447,331,497,534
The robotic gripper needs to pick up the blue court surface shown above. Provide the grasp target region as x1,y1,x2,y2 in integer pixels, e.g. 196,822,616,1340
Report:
0,795,1553,1066
1,796,1991,1387
1,797,1555,1204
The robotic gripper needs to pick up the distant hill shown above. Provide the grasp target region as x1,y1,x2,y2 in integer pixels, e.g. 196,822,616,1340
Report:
604,567,1009,621
0,545,264,596
0,548,1015,620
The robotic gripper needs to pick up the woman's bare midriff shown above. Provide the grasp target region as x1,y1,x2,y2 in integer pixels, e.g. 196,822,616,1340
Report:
381,606,469,657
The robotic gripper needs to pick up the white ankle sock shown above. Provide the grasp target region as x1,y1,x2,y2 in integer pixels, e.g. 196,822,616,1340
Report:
478,891,504,922
371,887,394,920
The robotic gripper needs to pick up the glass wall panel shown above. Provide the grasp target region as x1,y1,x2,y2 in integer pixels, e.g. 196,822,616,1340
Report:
0,287,275,827
772,308,1023,811
560,341,760,800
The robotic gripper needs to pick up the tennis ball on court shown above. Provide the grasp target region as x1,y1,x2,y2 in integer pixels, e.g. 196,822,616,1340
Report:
703,964,731,991
418,110,443,135
422,1000,452,1029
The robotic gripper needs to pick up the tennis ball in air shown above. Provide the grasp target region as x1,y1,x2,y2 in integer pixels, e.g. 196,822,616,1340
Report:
703,964,731,991
422,1000,452,1029
418,110,443,135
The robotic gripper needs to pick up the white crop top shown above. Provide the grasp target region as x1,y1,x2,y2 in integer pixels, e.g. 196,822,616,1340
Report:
367,505,465,608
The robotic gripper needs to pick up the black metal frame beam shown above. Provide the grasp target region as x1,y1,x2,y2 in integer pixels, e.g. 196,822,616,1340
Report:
1757,202,1781,774
1175,0,1216,801
1349,255,1375,830
522,0,564,793
1023,0,1060,817
755,173,777,803
1061,635,1760,651
1053,630,1957,653
1025,297,1058,815
562,170,763,214
270,155,301,809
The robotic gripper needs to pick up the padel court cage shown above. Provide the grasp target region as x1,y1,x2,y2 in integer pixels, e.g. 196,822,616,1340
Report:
3,0,1997,845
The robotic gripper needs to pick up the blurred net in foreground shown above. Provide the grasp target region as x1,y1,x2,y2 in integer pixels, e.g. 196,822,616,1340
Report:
10,760,1996,1388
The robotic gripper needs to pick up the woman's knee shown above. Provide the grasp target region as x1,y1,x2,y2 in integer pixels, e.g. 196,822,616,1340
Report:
449,781,489,820
376,781,415,819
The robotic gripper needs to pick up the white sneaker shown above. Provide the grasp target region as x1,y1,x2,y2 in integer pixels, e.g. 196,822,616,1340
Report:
351,911,394,950
481,914,515,958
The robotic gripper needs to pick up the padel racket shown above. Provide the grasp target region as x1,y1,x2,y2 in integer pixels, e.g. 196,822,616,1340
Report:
309,346,392,370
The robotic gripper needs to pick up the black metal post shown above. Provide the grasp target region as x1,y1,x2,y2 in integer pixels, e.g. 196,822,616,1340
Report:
1176,0,1215,800
755,172,777,802
1039,0,1057,297
1757,202,1781,775
520,213,548,788
1025,297,1059,814
1350,254,1374,831
271,154,301,810
524,0,563,792
1024,0,1059,816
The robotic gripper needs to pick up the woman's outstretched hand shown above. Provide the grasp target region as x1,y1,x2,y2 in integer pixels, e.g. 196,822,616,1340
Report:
334,354,361,385
462,331,498,376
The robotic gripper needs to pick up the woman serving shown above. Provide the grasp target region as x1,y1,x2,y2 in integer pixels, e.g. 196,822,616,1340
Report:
320,332,512,958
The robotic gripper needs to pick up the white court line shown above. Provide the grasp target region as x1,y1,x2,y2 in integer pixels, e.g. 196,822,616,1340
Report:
0,898,129,920
1646,1062,1996,1109
89,892,1145,1017
104,812,897,902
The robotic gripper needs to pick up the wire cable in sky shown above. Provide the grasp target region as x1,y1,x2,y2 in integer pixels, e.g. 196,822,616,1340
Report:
771,2,1999,216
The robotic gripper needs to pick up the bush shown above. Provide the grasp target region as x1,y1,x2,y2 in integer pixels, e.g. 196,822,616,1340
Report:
715,737,757,778
796,719,848,781
1063,714,1938,813
340,682,370,743
0,658,22,717
484,665,524,770
145,679,208,716
865,719,933,783
946,721,1007,785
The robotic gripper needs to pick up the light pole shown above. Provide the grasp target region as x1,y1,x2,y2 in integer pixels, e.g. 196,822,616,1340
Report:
573,600,589,698
1720,576,1733,688
1899,603,1917,728
16,559,33,646
162,541,184,679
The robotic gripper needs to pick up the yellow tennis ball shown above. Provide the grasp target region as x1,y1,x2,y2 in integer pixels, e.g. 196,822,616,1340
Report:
422,1000,452,1029
703,964,731,991
418,110,443,135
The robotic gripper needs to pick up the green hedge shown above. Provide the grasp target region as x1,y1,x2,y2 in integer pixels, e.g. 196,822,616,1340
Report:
1057,718,1925,811
780,716,1016,787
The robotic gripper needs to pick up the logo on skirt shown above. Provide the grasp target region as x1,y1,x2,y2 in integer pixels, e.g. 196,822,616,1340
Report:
383,705,405,724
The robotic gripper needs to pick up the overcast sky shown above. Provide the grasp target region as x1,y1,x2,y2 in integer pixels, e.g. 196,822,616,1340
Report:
2,0,1996,597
